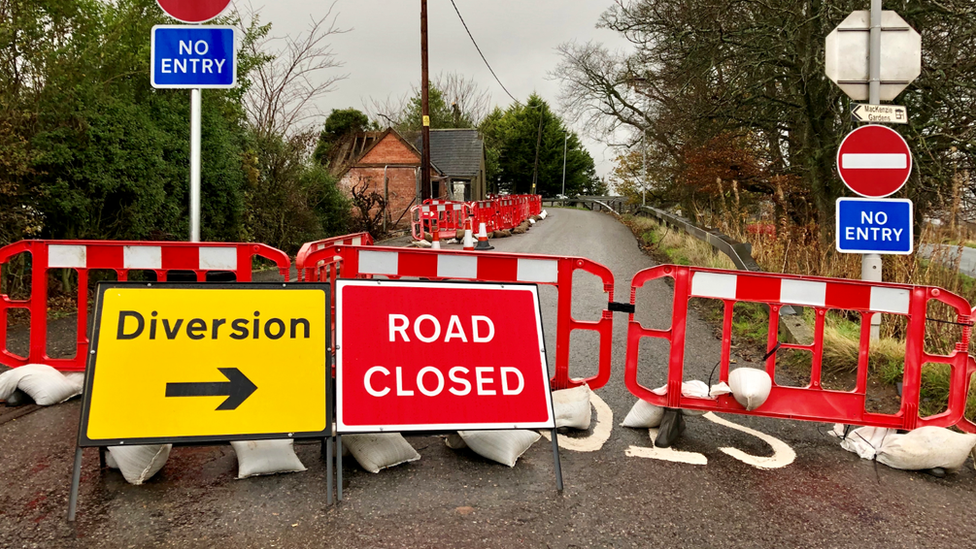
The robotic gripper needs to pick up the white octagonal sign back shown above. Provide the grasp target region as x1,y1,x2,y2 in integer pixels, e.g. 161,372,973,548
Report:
825,11,921,101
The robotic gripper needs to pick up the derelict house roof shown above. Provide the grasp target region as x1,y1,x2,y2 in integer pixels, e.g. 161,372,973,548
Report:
410,129,484,178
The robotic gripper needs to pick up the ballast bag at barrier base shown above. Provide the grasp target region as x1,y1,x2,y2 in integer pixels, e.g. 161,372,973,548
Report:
106,444,172,485
622,399,665,429
455,430,541,467
0,364,83,406
231,440,307,479
831,425,896,460
728,368,772,411
342,433,420,473
552,384,592,430
648,380,731,417
876,427,976,472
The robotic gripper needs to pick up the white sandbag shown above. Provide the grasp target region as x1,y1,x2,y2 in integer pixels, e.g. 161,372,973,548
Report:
650,380,710,398
0,368,19,400
456,430,541,467
836,426,895,460
528,218,536,225
552,384,591,430
445,433,467,450
876,427,976,472
0,364,82,405
621,399,665,428
64,372,86,393
106,444,172,485
539,210,548,220
709,382,732,397
650,380,713,416
342,433,420,473
231,439,306,479
728,368,772,411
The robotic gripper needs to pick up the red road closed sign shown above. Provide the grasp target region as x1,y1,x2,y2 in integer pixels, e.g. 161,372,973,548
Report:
837,124,912,198
336,280,555,432
156,0,232,24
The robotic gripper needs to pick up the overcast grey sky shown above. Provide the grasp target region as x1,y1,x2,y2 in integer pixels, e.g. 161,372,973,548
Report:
253,0,630,179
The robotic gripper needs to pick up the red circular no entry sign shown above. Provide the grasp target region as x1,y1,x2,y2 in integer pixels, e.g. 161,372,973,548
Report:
156,0,232,24
836,124,912,198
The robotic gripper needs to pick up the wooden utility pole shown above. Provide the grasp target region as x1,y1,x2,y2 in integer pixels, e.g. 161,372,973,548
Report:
531,108,543,195
420,0,432,201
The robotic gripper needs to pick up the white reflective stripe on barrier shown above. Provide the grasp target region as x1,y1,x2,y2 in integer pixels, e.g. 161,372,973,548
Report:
359,250,399,275
48,245,87,269
780,279,827,307
437,255,477,279
691,273,736,300
123,246,162,269
199,247,237,270
871,287,911,314
517,259,558,284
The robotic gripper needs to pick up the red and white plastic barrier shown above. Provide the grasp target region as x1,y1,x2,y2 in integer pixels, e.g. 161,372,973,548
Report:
0,240,291,372
624,264,976,433
410,195,542,241
299,242,615,391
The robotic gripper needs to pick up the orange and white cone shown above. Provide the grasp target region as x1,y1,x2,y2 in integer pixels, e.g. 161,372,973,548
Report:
431,222,441,249
462,219,475,251
475,222,494,251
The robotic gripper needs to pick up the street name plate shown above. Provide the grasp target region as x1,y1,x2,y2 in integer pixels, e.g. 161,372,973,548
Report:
852,104,908,124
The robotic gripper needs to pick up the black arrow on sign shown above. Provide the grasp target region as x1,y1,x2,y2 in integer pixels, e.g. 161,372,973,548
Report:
852,103,865,122
165,368,258,411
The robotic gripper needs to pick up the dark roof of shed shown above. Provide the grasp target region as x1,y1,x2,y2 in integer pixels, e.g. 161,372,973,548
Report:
410,129,484,178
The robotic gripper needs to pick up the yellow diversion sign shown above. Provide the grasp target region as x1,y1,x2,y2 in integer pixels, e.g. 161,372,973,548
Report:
78,283,330,446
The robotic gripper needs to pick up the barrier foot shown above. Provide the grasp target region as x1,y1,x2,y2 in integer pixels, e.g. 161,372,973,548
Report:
325,437,334,506
654,408,686,448
550,428,564,492
336,435,343,502
67,447,83,522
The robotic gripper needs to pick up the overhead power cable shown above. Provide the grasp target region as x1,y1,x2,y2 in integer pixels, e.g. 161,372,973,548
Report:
448,0,535,108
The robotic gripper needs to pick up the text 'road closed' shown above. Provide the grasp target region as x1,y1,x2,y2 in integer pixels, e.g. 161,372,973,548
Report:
336,280,555,432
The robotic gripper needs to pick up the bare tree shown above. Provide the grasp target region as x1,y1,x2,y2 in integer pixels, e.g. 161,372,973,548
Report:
436,72,492,126
364,72,492,129
234,1,349,140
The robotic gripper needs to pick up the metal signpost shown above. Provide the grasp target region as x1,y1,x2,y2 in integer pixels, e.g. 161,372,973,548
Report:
334,279,561,499
826,0,920,339
68,283,331,520
153,0,235,242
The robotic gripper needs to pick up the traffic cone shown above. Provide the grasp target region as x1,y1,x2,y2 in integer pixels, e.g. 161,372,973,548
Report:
475,222,494,250
462,219,475,251
431,222,441,250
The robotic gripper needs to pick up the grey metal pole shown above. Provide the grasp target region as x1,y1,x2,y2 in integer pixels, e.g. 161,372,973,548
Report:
863,0,883,340
561,133,567,196
67,447,83,521
642,129,647,206
190,88,202,242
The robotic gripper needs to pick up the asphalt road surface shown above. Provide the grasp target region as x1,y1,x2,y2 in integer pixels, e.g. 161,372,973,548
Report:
1,208,974,548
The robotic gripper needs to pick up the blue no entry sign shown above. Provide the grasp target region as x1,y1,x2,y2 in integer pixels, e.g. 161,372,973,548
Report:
836,198,913,255
151,26,236,89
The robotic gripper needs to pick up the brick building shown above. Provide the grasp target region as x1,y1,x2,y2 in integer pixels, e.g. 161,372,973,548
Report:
337,128,486,228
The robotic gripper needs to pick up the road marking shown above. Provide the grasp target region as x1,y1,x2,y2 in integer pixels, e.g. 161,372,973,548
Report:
625,429,708,465
703,412,796,470
841,153,907,170
540,392,613,452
